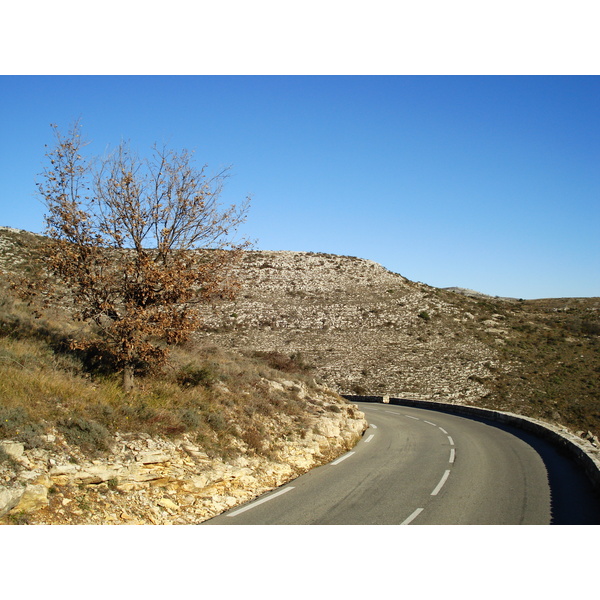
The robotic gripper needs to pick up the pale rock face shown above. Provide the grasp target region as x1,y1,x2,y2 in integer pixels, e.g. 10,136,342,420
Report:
50,464,80,476
14,484,49,513
1,395,368,525
0,441,25,460
315,419,341,438
137,451,171,464
76,466,122,485
0,487,23,517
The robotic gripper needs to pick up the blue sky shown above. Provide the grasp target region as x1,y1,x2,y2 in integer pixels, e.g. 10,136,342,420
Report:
1,75,599,299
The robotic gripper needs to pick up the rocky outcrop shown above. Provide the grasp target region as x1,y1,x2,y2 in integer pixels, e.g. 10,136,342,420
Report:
0,394,367,525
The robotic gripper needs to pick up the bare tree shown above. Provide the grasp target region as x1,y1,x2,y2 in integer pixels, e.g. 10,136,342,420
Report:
35,120,250,390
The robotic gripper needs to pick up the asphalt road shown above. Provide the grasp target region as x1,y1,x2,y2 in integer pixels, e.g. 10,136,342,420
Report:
203,401,600,525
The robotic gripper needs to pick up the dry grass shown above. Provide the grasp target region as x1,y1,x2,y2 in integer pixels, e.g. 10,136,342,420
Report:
0,278,326,460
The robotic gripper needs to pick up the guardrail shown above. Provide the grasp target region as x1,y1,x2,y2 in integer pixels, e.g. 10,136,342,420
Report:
342,394,600,494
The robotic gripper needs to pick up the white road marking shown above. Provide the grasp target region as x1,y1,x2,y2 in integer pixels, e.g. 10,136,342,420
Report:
371,424,378,429
424,420,437,426
431,470,451,496
365,434,375,443
384,410,399,415
447,435,455,446
449,448,455,464
226,487,295,517
404,415,420,420
331,451,355,465
401,508,424,525
438,427,448,434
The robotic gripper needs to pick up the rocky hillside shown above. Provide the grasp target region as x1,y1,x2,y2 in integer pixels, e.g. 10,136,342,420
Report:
196,250,497,401
0,227,370,524
198,249,599,439
1,227,599,446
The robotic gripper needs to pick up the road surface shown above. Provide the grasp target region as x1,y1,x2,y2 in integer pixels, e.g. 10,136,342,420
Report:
204,401,600,524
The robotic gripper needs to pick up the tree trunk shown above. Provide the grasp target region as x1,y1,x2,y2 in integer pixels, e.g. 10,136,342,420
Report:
123,364,135,392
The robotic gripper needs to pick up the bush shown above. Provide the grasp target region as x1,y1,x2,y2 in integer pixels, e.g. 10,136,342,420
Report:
206,411,227,432
350,383,369,395
241,425,265,453
177,365,217,388
252,351,312,373
581,320,600,336
57,416,111,454
178,408,203,429
0,406,29,436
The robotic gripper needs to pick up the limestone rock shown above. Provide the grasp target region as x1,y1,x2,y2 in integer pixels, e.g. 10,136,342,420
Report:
315,418,341,438
0,388,368,525
13,484,48,513
183,474,212,491
76,466,121,485
0,486,23,517
137,451,171,464
0,441,25,460
157,498,179,512
50,464,80,476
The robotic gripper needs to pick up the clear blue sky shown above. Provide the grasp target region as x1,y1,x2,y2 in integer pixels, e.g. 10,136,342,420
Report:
1,75,599,299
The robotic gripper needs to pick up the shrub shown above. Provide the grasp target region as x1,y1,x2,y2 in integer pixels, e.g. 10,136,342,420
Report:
252,351,312,374
206,411,227,432
350,383,369,395
581,320,600,336
241,425,265,453
178,408,203,429
57,416,111,454
6,511,30,525
0,406,29,436
177,365,217,388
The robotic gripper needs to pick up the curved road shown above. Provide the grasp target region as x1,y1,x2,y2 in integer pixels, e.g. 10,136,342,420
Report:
204,402,600,525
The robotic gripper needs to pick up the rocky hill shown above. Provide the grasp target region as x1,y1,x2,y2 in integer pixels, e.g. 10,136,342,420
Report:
1,227,599,444
0,227,371,524
197,249,600,439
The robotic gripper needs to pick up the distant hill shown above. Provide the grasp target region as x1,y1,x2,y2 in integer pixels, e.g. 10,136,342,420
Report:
443,286,510,299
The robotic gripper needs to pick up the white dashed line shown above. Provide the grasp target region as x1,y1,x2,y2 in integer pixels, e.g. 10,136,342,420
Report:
404,415,420,420
431,470,451,496
438,427,448,434
331,451,355,465
365,434,374,443
226,487,295,517
449,448,455,464
447,436,455,446
400,508,424,525
371,424,378,429
424,420,437,426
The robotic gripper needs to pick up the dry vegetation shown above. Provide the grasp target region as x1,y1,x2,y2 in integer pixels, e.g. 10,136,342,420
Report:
0,228,346,468
1,226,599,451
471,294,600,433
